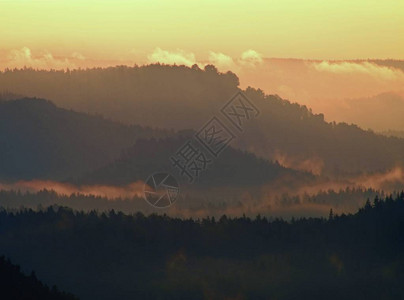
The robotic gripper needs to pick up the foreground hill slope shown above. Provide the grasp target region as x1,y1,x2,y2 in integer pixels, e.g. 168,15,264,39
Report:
0,256,77,300
0,194,403,299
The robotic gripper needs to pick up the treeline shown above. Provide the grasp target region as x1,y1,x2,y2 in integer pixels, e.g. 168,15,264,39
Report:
0,187,382,217
0,193,403,299
275,187,382,207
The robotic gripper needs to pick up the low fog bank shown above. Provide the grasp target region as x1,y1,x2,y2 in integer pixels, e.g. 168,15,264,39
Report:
1,166,403,218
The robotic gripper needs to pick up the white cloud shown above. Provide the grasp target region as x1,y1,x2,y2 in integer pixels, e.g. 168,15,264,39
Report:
312,61,404,80
4,47,73,70
71,52,85,60
238,49,263,68
147,47,198,67
146,48,264,72
208,51,236,71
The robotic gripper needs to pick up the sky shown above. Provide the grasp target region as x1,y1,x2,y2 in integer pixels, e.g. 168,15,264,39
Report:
1,0,403,64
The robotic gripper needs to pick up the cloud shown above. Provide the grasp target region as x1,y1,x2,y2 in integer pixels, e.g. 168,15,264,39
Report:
4,47,73,70
0,180,145,199
207,49,264,71
273,151,324,175
238,49,263,68
147,47,198,67
354,167,404,190
208,51,236,70
71,51,85,60
312,61,404,80
145,48,263,72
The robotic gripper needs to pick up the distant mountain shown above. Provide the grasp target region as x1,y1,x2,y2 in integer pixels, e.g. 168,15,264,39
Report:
237,88,404,176
0,98,171,180
2,66,404,176
322,92,404,132
0,256,77,300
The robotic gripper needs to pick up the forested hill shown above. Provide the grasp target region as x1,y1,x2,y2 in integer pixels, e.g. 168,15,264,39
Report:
2,65,404,175
0,256,77,300
76,135,313,187
0,194,403,299
0,98,171,180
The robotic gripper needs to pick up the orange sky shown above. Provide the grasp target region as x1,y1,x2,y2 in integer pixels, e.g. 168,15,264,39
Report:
1,0,403,64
